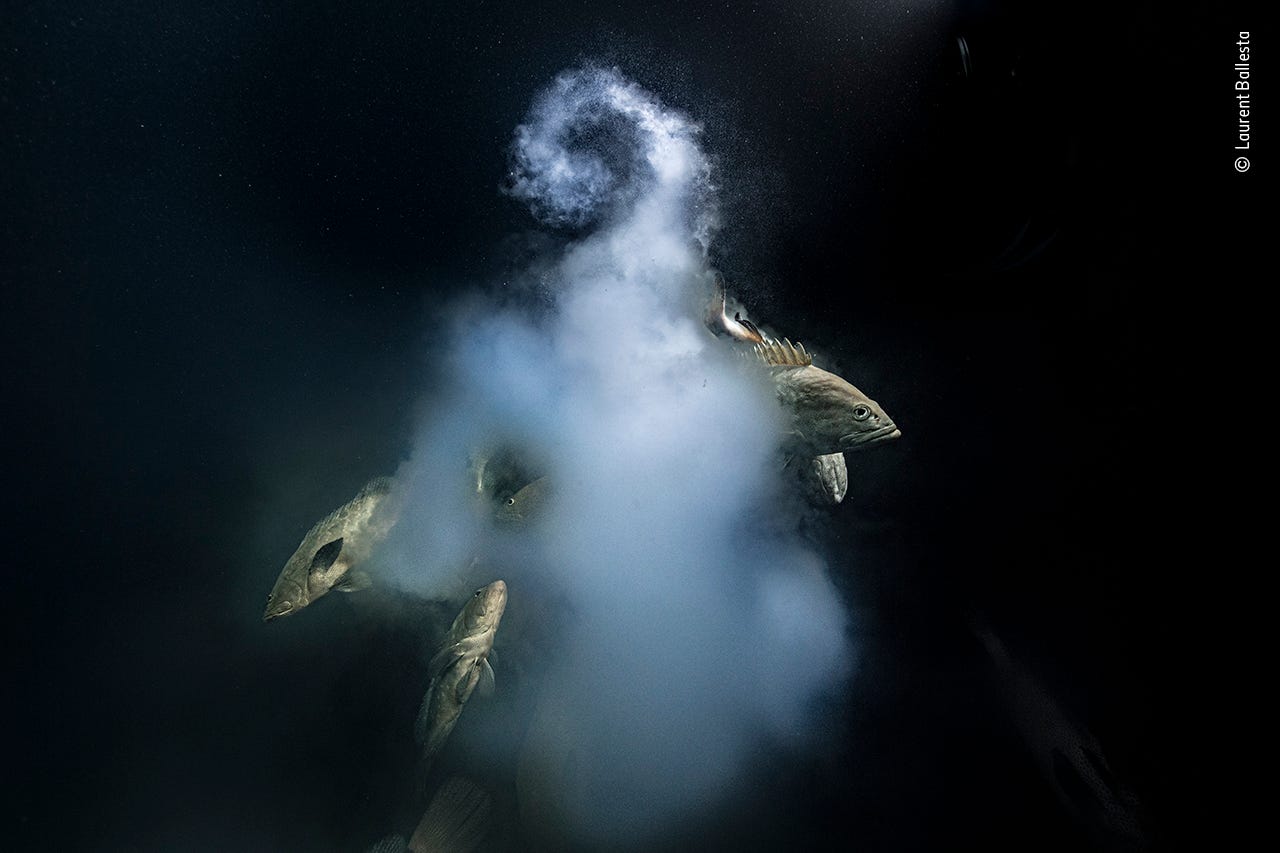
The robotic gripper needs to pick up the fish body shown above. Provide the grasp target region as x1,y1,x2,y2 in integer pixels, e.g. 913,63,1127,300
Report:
495,476,550,526
415,580,508,762
756,339,900,456
263,477,398,621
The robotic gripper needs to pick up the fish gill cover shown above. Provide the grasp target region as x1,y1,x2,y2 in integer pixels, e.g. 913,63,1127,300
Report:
373,67,853,846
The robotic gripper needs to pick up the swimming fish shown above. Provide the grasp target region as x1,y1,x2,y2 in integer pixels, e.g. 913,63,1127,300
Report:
263,477,398,622
755,338,900,457
703,278,898,474
414,580,508,763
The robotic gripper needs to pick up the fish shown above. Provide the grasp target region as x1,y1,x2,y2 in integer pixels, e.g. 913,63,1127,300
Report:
706,280,896,484
366,776,493,853
494,476,550,526
755,338,900,456
414,580,508,763
974,623,1147,851
262,477,399,622
704,272,766,344
805,451,849,504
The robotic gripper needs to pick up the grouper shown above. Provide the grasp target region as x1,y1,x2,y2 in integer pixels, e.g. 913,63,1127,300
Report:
262,477,399,622
704,280,898,495
755,338,900,457
415,580,508,764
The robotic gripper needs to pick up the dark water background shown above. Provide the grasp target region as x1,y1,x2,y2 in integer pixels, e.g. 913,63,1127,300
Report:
5,1,1253,850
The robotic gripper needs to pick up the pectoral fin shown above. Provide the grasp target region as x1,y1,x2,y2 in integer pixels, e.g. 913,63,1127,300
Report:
455,661,482,704
427,643,465,677
334,570,372,593
476,658,495,698
309,538,344,575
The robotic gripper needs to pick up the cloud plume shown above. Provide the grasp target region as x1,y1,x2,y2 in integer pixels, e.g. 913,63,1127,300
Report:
374,67,854,847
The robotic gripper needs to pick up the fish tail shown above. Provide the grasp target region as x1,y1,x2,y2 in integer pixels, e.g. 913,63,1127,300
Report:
366,834,409,853
408,776,493,853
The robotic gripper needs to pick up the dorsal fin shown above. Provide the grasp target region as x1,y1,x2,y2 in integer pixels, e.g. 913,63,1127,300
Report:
362,476,395,496
302,476,394,540
754,337,812,367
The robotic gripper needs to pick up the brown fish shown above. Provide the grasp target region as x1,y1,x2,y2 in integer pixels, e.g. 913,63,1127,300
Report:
263,477,399,622
756,338,900,456
414,581,508,763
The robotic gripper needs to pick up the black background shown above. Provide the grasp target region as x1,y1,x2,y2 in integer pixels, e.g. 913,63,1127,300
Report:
4,1,1255,850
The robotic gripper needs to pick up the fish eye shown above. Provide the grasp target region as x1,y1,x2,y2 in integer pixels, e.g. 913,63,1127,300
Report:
853,405,872,421
474,589,483,597
505,497,515,506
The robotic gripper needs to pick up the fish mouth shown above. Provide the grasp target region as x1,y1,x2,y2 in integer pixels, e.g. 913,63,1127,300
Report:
263,602,294,622
840,424,902,450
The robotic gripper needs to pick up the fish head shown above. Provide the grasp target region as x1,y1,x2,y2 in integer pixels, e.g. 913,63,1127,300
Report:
461,579,508,634
263,572,306,622
832,383,901,452
473,446,539,505
262,536,346,622
495,477,548,525
495,492,521,522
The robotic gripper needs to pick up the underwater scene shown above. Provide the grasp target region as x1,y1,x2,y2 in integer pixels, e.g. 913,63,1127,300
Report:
8,2,1243,850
